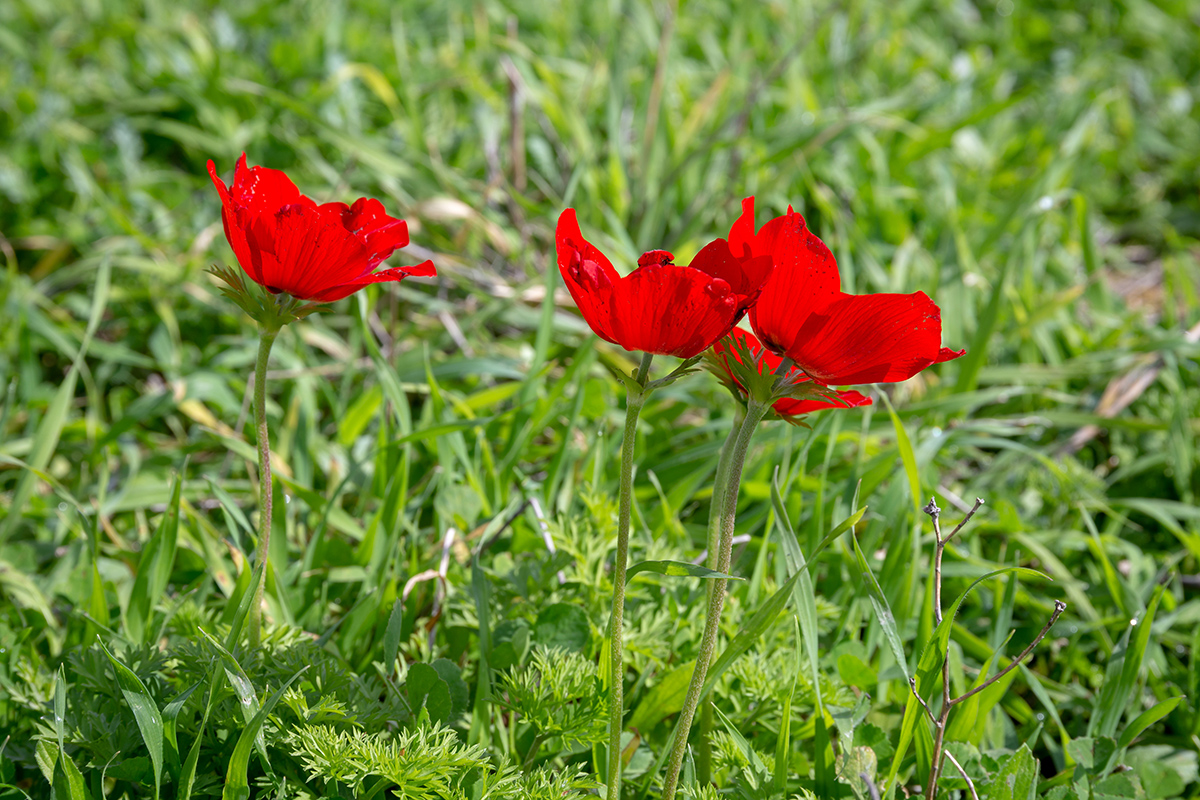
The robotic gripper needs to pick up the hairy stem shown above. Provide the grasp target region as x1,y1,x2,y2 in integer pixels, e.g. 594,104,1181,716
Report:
696,404,745,785
606,352,652,800
662,399,770,800
248,327,278,650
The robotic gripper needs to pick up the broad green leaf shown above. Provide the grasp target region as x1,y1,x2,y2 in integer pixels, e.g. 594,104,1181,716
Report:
406,663,454,725
984,744,1038,800
628,660,696,732
51,747,89,800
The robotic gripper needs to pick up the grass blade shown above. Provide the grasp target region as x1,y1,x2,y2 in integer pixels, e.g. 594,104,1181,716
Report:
222,666,309,800
126,468,183,643
98,641,163,800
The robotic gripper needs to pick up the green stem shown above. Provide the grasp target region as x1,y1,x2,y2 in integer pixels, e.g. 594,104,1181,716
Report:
696,403,745,786
662,399,770,800
248,327,279,650
606,352,653,800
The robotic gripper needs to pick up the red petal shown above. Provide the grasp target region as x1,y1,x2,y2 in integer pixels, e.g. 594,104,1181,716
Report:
229,153,312,215
243,204,371,299
209,159,262,287
309,260,437,302
786,291,963,385
726,197,758,259
609,265,740,357
748,212,842,354
556,209,622,345
687,237,774,301
773,390,872,417
317,197,411,267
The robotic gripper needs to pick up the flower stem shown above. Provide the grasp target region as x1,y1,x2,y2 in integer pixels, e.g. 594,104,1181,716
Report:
606,351,653,800
696,403,745,785
662,399,770,800
248,327,279,650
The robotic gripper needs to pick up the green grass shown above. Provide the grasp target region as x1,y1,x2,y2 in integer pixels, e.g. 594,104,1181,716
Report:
1,0,1199,797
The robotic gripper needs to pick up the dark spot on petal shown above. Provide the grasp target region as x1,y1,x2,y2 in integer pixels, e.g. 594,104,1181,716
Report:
638,249,674,267
567,248,583,280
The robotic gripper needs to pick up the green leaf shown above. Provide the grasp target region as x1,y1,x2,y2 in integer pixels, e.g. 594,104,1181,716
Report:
850,533,910,682
771,467,839,795
625,560,736,582
382,597,404,676
406,663,454,724
1109,697,1183,774
945,632,1012,744
162,682,200,774
51,747,89,800
984,744,1038,800
1092,584,1164,739
837,653,879,689
338,384,383,446
222,562,264,649
98,641,163,800
53,667,67,758
198,629,269,766
1066,737,1096,771
533,603,590,651
179,666,219,800
889,567,1047,793
222,667,308,800
431,658,471,717
628,660,696,732
881,391,922,517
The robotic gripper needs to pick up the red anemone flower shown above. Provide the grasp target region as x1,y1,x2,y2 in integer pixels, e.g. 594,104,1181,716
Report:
714,328,872,417
208,154,435,302
556,208,773,358
731,198,963,385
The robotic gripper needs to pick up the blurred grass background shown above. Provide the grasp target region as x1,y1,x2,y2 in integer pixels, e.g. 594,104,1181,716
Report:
3,0,1200,794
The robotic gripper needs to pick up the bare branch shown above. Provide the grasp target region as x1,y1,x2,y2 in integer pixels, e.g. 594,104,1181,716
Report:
950,600,1067,707
944,498,985,546
860,771,882,800
909,677,939,725
943,749,980,800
